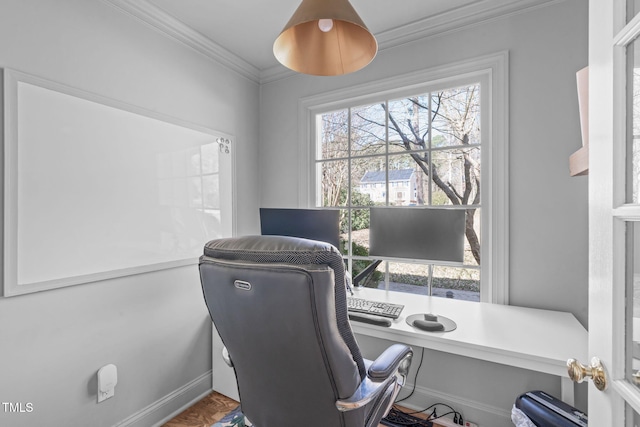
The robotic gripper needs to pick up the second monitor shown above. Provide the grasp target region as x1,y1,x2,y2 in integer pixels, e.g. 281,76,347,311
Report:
369,207,465,263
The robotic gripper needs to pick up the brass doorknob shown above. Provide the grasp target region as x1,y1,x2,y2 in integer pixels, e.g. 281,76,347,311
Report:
567,357,607,391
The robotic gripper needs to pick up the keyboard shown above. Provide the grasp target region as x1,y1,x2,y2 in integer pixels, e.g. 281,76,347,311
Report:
347,297,404,319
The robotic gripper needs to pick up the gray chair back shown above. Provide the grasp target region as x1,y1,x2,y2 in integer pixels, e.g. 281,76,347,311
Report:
199,235,370,427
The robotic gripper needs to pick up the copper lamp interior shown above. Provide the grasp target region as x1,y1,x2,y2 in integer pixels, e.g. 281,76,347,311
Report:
273,0,377,76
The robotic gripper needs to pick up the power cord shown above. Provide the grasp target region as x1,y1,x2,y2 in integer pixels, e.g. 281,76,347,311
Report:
381,406,433,427
406,403,463,421
395,347,424,403
383,405,465,427
429,409,464,426
389,347,465,426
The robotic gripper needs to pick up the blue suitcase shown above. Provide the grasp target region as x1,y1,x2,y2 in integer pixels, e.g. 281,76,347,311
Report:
515,391,587,427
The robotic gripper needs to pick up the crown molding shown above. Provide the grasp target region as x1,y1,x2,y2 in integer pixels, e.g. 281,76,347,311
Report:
375,0,563,50
259,0,562,84
103,0,562,85
101,0,261,83
259,65,296,84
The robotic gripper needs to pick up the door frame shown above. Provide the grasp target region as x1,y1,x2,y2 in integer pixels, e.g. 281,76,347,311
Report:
589,0,640,424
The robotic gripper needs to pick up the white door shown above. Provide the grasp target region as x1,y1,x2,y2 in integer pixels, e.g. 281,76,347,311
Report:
584,0,640,424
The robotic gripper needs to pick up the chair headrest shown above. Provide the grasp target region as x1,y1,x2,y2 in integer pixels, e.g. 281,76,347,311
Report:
203,235,342,262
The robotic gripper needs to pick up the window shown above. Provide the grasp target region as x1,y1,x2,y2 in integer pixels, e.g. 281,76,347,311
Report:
299,53,509,303
317,84,482,301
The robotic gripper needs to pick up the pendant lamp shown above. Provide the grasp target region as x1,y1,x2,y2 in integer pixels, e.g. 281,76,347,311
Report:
273,0,377,76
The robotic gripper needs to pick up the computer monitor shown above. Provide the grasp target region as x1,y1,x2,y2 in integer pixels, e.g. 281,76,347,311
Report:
369,207,465,263
259,208,341,249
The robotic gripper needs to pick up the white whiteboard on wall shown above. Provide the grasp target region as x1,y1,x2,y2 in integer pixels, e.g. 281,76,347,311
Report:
2,69,235,296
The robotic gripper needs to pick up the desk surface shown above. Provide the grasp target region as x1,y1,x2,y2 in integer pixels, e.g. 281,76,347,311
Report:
349,287,588,378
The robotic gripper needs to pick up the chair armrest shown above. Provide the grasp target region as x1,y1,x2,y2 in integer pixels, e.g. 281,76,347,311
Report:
368,344,412,380
335,344,413,412
335,375,396,412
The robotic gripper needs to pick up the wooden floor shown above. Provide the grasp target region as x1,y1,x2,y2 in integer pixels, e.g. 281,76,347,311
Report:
163,391,238,427
163,391,440,427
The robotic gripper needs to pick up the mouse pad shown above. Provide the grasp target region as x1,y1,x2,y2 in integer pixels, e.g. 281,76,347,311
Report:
406,313,457,332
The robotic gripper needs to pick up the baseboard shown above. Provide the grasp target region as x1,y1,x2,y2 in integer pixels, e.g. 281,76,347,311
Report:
396,382,512,427
113,370,213,427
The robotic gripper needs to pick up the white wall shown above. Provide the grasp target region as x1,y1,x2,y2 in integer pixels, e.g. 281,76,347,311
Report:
260,0,588,326
0,0,259,426
259,1,588,425
0,0,588,425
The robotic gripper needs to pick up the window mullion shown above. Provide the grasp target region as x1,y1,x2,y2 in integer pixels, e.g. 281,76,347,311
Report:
385,100,390,206
428,94,433,206
348,107,353,260
384,100,390,289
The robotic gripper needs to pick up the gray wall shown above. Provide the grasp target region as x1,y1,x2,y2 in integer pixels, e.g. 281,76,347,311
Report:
0,0,589,426
259,0,588,326
0,0,259,426
259,1,589,425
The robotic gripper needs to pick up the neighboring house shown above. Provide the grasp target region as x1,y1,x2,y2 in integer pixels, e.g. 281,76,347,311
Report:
359,169,417,205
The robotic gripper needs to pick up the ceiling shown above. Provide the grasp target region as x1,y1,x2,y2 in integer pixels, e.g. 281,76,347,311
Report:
145,0,481,71
108,0,554,82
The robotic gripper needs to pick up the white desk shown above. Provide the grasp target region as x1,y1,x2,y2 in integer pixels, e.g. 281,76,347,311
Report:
349,287,588,404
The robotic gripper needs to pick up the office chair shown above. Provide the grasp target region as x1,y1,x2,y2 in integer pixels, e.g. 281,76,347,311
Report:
199,235,413,427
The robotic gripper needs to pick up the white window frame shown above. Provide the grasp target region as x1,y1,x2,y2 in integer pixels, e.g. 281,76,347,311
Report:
297,52,509,304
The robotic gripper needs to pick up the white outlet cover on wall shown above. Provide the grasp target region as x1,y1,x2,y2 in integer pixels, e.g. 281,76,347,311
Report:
97,364,117,403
